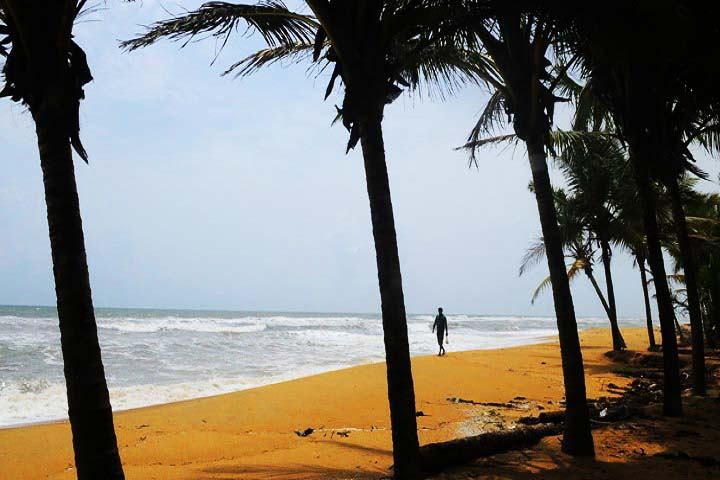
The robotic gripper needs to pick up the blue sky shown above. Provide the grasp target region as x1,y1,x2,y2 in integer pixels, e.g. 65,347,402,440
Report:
0,1,717,316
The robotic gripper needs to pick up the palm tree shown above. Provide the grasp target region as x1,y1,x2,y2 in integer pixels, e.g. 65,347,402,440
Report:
666,187,720,347
687,194,720,346
520,142,629,352
567,0,720,398
563,2,710,413
555,135,629,350
458,4,594,455
122,2,482,476
0,2,124,478
636,253,657,348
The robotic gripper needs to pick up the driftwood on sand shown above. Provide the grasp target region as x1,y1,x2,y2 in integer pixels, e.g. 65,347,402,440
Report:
419,423,562,473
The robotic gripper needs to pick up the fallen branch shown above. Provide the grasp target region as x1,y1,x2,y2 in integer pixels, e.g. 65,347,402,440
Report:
419,423,561,473
654,451,720,467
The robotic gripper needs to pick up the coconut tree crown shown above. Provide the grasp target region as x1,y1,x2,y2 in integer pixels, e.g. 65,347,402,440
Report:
123,0,488,153
0,1,93,161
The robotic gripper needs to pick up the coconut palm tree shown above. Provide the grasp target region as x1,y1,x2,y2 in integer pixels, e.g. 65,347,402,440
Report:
636,253,657,348
122,2,483,476
563,2,709,412
457,4,594,455
0,2,124,478
665,186,720,347
556,135,629,350
520,137,631,351
565,0,720,398
687,194,720,345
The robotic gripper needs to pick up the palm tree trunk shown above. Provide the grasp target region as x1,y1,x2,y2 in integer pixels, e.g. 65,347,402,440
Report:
584,267,612,318
637,254,657,349
629,149,682,416
359,110,420,479
665,175,706,395
674,315,686,343
32,87,125,479
711,282,720,345
526,139,594,456
599,240,626,350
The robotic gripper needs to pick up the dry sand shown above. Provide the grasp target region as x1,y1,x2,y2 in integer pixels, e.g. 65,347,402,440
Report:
1,327,718,479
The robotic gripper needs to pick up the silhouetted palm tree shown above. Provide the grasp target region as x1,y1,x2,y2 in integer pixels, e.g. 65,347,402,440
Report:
556,135,629,350
564,2,707,413
0,2,124,478
565,0,720,398
458,4,594,455
519,138,630,351
122,2,482,477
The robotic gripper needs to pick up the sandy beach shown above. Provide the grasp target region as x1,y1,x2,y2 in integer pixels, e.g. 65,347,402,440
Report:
2,327,718,479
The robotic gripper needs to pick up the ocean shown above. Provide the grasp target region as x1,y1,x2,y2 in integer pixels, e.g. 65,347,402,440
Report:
0,305,646,427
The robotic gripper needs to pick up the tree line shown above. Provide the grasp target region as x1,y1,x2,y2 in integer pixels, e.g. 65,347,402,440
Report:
1,1,718,479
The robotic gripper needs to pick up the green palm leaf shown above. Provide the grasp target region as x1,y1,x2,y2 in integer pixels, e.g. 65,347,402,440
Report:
531,275,553,305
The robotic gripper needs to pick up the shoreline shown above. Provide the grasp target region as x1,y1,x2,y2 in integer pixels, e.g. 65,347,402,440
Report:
0,335,555,431
0,327,653,479
0,332,561,430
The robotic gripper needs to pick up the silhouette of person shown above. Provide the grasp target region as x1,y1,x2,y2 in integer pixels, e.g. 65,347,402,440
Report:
432,307,448,356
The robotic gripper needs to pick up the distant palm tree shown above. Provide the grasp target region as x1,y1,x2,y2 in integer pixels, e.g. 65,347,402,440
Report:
521,178,626,351
122,2,482,477
684,193,720,345
458,4,594,456
0,2,124,478
555,135,629,350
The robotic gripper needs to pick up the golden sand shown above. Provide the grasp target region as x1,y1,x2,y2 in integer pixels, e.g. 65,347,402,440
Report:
2,327,718,480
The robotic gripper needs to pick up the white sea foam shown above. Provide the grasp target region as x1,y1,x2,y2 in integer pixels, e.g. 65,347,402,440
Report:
0,307,649,427
0,366,355,427
99,318,267,334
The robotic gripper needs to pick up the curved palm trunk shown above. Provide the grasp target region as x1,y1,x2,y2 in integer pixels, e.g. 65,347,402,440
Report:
666,175,706,395
637,255,657,349
630,150,682,416
359,111,420,479
33,89,125,479
584,263,625,350
527,139,594,456
584,267,612,317
600,240,626,350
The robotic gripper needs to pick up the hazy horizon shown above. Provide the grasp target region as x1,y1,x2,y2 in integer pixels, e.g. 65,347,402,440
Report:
1,1,718,318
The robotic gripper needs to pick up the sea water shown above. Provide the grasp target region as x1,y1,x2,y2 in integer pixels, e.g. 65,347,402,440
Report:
0,305,646,427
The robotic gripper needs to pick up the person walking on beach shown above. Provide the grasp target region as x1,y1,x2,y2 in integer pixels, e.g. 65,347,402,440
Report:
432,307,448,356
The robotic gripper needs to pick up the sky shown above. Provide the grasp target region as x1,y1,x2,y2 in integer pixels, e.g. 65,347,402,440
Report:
0,1,718,317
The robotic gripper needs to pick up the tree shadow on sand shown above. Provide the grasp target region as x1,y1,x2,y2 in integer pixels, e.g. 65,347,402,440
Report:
196,441,392,479
198,463,385,480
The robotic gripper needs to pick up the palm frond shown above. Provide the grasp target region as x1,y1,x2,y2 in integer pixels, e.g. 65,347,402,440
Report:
694,121,720,155
121,1,317,52
548,129,619,160
567,257,587,279
519,238,546,277
531,275,553,305
394,45,488,100
466,88,505,143
455,133,519,166
572,79,614,131
222,40,317,77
